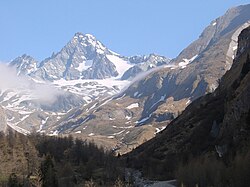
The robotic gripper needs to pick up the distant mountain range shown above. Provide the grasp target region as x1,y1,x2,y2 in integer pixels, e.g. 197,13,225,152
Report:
1,4,250,154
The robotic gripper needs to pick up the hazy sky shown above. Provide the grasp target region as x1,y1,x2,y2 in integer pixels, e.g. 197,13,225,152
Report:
0,0,249,61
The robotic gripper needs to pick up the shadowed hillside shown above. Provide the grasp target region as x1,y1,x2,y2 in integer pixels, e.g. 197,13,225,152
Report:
125,26,250,187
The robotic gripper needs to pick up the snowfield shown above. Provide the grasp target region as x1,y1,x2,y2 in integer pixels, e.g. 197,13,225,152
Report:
106,55,133,78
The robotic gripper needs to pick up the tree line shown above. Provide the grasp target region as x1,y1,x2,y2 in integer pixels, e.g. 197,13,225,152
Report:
0,130,127,187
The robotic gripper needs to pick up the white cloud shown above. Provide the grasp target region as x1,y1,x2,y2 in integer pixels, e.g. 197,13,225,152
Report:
0,63,63,105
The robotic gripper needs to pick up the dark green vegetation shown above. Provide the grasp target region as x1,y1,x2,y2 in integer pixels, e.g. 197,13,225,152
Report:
0,131,126,187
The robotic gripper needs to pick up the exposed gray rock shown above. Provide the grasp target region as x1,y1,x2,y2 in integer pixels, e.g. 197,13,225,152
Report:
81,54,118,79
40,92,85,112
10,35,170,82
121,66,143,80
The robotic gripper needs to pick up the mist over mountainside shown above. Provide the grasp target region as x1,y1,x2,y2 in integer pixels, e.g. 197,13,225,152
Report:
0,4,250,155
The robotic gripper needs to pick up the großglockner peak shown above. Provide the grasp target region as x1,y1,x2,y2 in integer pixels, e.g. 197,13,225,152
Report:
30,32,128,81
9,33,171,82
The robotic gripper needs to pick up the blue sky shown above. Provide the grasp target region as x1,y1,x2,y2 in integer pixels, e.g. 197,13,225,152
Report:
0,0,249,61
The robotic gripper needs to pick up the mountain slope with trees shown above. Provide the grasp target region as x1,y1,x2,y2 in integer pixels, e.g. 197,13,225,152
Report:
0,129,126,186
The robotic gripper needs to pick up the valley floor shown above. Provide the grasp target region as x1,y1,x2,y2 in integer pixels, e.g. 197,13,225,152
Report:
126,169,176,187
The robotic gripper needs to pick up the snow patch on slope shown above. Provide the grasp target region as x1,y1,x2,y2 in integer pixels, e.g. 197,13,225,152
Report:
155,126,166,134
178,55,198,68
106,55,133,78
136,114,152,125
149,94,166,110
7,122,30,135
76,60,92,72
126,103,139,109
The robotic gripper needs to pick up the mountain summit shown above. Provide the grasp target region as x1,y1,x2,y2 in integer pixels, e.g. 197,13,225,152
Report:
31,32,127,80
10,33,169,81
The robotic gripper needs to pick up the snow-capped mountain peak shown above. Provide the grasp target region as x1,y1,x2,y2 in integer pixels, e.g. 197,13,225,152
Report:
9,33,170,82
71,32,108,55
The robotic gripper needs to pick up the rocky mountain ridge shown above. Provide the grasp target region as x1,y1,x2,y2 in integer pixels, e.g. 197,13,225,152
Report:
126,24,250,180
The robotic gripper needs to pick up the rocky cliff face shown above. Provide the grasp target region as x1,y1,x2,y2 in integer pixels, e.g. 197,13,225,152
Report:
173,4,250,65
126,25,250,179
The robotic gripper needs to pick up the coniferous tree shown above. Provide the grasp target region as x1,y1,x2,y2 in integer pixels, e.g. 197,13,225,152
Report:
39,155,58,187
7,173,19,187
